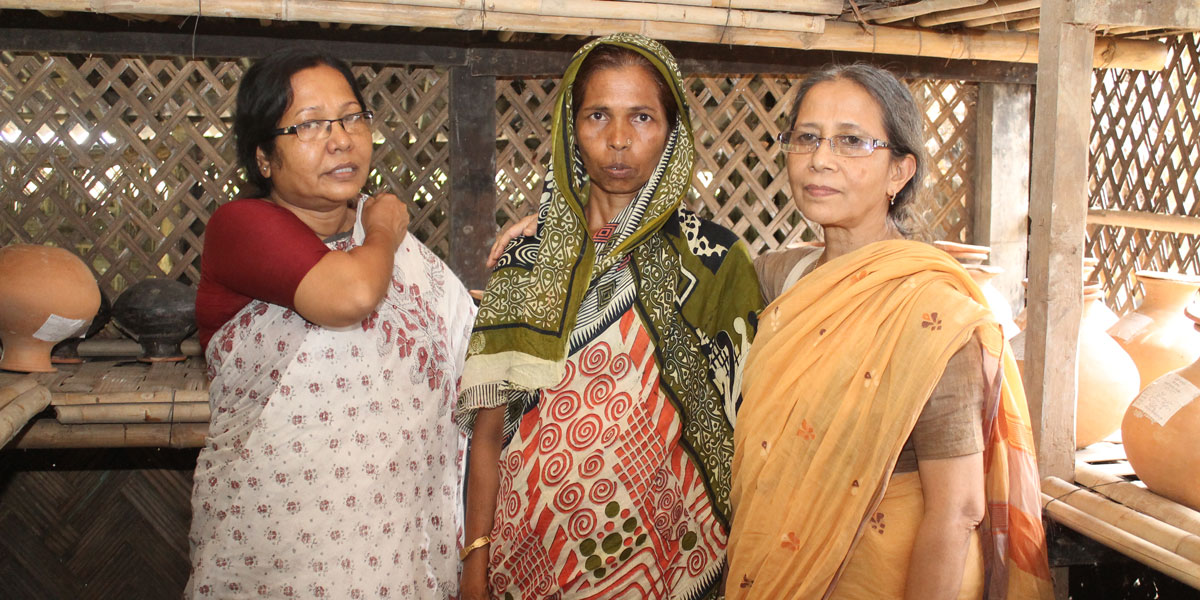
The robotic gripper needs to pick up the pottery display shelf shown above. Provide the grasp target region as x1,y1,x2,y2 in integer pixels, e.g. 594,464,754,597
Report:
0,351,209,450
1041,439,1200,590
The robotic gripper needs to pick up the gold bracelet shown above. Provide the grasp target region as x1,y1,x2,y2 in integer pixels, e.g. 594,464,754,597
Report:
460,535,493,561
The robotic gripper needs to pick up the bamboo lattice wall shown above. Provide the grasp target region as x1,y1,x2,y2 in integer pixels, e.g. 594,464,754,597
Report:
0,53,450,300
496,74,977,255
1088,33,1200,312
3,51,976,302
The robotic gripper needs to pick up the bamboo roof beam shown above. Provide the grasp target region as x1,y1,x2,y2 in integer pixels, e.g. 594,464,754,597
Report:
963,8,1039,28
860,0,986,25
0,0,1170,70
916,0,1040,27
609,0,843,16
1013,17,1038,32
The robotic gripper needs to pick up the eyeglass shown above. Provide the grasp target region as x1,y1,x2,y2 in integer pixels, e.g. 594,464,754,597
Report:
777,131,891,157
272,111,374,142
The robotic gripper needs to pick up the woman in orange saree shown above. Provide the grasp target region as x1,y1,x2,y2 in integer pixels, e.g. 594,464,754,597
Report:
726,65,1054,600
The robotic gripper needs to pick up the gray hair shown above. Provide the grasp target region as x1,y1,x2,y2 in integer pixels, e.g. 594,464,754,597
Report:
788,64,927,237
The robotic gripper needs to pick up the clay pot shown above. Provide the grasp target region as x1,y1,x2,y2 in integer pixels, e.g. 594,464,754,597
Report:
0,244,101,372
965,264,1019,340
1010,283,1141,448
1107,271,1200,390
112,279,197,362
933,240,990,265
51,291,112,364
1121,304,1200,511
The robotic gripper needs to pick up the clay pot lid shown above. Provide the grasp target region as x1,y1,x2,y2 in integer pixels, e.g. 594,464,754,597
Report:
933,240,991,263
1134,270,1200,284
1083,283,1105,301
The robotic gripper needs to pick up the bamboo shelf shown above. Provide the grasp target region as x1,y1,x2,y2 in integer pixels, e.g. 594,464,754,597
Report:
2,357,210,450
1041,442,1200,590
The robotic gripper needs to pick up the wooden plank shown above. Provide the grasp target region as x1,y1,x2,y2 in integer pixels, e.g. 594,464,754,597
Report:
447,66,498,291
1087,209,1200,236
1025,1,1093,482
916,0,1042,27
469,41,1039,83
861,0,987,24
617,0,844,15
973,82,1032,311
1072,1,1200,31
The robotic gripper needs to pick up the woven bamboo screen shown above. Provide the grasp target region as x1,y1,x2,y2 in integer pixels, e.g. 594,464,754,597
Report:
0,52,450,300
496,74,976,256
1088,33,1200,312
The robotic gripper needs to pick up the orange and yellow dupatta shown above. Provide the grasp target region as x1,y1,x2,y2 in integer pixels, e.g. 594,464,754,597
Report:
726,240,1052,599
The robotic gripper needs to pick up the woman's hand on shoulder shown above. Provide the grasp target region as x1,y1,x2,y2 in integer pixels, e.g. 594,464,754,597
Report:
486,214,537,269
361,191,410,251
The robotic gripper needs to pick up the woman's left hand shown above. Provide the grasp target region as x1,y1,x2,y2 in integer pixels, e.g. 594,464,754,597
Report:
486,214,537,269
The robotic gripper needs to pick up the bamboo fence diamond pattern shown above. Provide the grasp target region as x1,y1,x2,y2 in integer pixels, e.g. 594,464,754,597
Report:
1087,33,1200,313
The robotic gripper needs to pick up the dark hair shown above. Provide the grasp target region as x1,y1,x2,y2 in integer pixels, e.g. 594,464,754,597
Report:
571,44,679,127
788,64,927,236
234,48,367,198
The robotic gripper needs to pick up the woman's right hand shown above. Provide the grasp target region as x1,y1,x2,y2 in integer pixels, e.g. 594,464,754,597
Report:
361,192,410,251
486,214,538,269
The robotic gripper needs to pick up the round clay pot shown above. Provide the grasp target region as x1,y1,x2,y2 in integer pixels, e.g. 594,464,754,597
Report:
112,279,197,362
51,291,112,364
0,244,101,372
965,264,1019,340
933,240,990,265
1010,284,1141,448
1075,284,1141,447
1121,304,1200,511
1107,271,1200,390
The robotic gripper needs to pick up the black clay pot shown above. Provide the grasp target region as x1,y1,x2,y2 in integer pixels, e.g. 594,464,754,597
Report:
112,279,197,362
51,291,112,364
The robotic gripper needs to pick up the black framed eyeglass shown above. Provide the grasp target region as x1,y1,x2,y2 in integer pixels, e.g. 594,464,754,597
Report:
272,111,374,142
777,131,891,157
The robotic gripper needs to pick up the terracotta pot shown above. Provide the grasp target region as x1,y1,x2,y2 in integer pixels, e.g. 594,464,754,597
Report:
1014,257,1114,332
1121,304,1200,511
51,291,112,364
1010,284,1141,448
112,279,197,362
965,264,1019,340
1075,284,1142,447
0,244,101,372
933,240,990,265
1107,271,1200,390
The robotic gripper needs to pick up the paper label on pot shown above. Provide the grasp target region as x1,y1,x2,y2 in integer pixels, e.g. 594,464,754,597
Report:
32,314,88,342
1132,373,1199,427
1108,313,1153,343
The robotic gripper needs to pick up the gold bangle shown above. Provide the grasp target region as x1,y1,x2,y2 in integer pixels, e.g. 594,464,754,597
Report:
460,535,493,561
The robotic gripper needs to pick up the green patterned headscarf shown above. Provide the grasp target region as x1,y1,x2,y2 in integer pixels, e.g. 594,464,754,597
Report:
459,33,761,527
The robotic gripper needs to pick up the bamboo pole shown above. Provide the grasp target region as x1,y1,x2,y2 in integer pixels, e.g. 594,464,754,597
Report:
861,0,986,24
0,0,1170,70
52,390,209,405
611,0,843,15
0,386,51,447
0,375,39,411
75,338,202,357
963,8,1039,28
916,0,1040,27
54,402,210,424
11,420,208,449
1076,462,1200,539
1013,17,1039,31
1044,476,1200,565
1087,209,1200,236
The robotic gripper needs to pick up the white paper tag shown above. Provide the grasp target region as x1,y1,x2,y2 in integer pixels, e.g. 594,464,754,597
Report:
1009,332,1026,362
32,314,88,342
1131,372,1199,427
1108,313,1154,343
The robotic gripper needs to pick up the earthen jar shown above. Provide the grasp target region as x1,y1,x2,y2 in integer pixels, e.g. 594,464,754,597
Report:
965,264,1019,340
1107,271,1200,390
1075,283,1141,447
0,244,101,372
1121,304,1200,511
112,278,197,362
1009,283,1141,448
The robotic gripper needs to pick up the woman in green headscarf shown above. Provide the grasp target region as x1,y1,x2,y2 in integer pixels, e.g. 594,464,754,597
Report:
457,34,762,599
